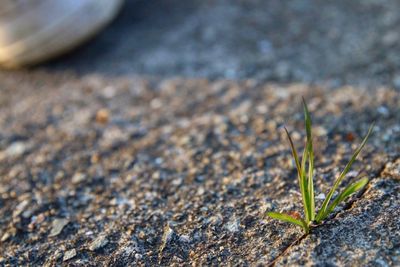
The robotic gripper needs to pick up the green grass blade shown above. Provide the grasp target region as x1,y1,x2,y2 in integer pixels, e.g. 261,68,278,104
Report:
301,141,308,178
284,127,310,223
316,123,374,222
303,98,315,221
301,141,311,222
302,97,312,142
266,212,309,233
307,142,315,221
284,127,302,181
320,177,369,219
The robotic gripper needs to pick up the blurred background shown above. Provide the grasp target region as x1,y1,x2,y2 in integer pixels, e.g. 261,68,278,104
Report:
43,0,400,87
2,0,400,87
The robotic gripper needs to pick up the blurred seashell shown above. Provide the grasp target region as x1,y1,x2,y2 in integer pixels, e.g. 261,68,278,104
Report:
0,0,123,68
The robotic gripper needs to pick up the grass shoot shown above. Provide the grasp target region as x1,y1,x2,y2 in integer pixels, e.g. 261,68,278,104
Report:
267,98,374,234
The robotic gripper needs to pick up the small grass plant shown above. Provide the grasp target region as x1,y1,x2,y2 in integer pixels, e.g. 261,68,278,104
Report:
267,98,374,234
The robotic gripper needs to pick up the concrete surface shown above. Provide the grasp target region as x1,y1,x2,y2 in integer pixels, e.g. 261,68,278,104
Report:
0,0,399,266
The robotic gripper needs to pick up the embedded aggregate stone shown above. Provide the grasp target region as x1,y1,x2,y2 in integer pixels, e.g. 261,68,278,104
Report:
49,218,69,237
89,235,109,251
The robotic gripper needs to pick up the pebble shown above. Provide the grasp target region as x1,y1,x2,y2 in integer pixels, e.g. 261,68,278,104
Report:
225,219,240,233
1,232,10,242
89,235,109,251
95,109,110,124
85,231,94,236
102,86,116,99
49,218,69,237
72,173,86,184
197,187,205,195
22,209,34,219
314,126,328,137
13,199,30,218
163,226,174,243
159,225,174,255
63,249,76,261
5,142,27,157
377,106,389,117
28,214,46,230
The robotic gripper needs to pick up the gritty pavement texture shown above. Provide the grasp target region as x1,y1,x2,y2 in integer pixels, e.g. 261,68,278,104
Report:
276,177,400,266
1,0,400,266
0,72,399,265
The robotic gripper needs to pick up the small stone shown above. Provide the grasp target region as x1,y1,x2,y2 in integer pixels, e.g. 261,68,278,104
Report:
171,178,182,186
316,193,326,200
159,225,174,255
13,199,30,218
225,219,240,233
5,142,27,157
95,109,110,124
346,171,359,178
22,209,33,219
110,198,118,206
138,231,145,239
36,213,46,224
72,173,86,184
346,132,356,142
85,231,94,236
377,106,389,117
155,157,164,165
28,214,45,230
291,131,301,141
89,235,109,251
197,187,205,195
49,218,69,237
1,232,10,242
314,126,328,137
150,98,162,109
102,86,116,99
63,249,76,261
163,226,174,243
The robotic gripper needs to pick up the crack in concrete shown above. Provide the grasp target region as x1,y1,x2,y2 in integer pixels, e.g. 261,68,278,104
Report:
266,156,399,266
267,233,307,267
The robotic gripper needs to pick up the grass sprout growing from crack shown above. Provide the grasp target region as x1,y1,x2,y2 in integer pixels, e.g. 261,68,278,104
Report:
267,98,374,234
